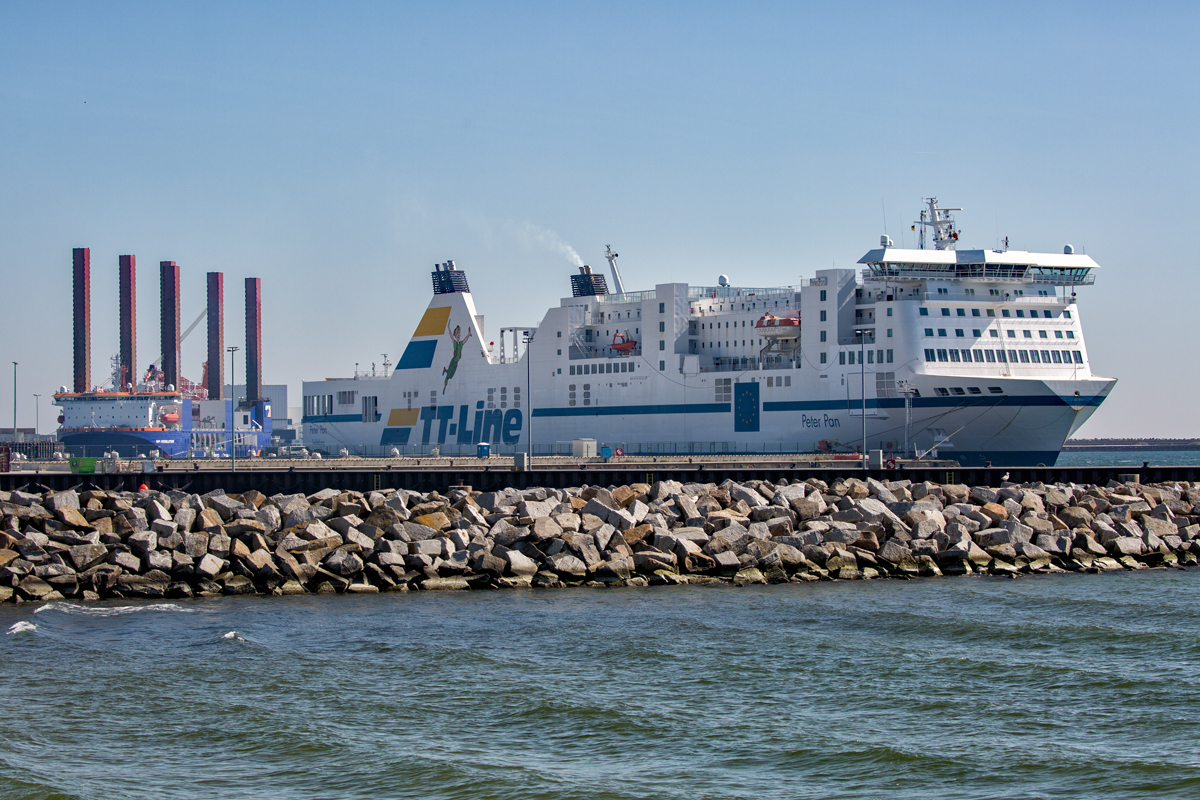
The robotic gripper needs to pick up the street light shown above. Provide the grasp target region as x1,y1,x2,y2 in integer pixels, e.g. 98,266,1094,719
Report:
523,331,534,467
11,362,17,442
33,394,40,436
227,346,239,471
854,330,868,471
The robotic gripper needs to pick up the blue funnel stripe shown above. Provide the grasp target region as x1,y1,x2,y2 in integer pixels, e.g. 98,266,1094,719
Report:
397,340,437,370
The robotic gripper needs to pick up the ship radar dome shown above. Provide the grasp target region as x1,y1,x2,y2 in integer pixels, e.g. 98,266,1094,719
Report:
718,274,729,286
881,235,893,247
1064,244,1075,254
59,385,68,394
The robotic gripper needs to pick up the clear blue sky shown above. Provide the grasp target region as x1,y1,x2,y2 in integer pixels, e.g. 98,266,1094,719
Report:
2,1,1197,437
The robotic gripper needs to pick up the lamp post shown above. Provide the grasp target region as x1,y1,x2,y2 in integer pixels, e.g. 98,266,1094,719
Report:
33,394,40,436
11,362,17,442
854,330,867,470
227,346,239,471
523,331,534,467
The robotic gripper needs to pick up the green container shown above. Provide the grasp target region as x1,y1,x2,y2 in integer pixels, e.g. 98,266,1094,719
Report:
69,457,97,474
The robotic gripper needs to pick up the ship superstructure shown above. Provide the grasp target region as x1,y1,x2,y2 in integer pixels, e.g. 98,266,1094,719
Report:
300,201,1114,466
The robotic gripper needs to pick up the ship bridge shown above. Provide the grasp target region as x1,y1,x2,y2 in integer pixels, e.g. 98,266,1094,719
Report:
858,247,1098,286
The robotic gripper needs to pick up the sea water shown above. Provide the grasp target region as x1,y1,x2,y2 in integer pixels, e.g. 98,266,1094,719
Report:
2,571,1200,799
1055,450,1200,467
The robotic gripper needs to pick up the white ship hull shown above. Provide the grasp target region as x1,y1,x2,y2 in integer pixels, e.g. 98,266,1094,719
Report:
303,205,1115,467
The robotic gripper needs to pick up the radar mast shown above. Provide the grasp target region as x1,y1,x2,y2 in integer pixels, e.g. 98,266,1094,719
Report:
604,245,625,294
915,198,962,250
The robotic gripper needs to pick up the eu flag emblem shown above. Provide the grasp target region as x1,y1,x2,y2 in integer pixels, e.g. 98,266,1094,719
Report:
734,383,760,432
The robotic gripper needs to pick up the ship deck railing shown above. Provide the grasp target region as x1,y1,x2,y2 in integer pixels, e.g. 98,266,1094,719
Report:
568,346,643,360
862,266,1096,286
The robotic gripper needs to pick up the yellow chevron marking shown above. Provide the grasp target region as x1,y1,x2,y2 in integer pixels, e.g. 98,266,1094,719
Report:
387,408,420,427
413,306,451,337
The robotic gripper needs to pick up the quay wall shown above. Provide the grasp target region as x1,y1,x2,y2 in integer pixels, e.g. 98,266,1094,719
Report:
2,462,1197,497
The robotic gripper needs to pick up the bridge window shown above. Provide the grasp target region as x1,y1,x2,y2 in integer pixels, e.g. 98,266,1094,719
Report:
935,387,950,396
924,349,935,361
984,350,995,362
925,328,934,336
989,386,1003,393
919,308,929,316
936,349,948,361
1072,351,1083,363
951,387,966,395
968,387,982,394
941,308,951,316
957,309,965,316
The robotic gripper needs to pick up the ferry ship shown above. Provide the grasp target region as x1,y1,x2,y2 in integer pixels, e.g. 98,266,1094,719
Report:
302,200,1114,466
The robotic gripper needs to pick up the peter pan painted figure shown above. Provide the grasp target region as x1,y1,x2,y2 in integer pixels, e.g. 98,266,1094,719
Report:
443,324,471,393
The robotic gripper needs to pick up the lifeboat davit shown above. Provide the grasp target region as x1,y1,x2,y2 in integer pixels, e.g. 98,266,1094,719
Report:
755,312,800,338
161,412,181,424
611,331,638,353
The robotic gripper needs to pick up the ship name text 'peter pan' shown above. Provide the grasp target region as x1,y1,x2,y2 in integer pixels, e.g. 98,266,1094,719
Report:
302,200,1114,466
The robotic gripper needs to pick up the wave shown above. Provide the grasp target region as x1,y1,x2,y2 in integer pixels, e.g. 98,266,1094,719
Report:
5,621,37,635
33,602,193,617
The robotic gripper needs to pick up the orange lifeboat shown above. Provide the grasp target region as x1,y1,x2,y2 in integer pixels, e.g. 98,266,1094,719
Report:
161,412,181,424
755,312,800,338
611,331,638,353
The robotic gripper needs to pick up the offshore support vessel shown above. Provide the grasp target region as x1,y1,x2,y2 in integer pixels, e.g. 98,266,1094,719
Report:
301,200,1114,466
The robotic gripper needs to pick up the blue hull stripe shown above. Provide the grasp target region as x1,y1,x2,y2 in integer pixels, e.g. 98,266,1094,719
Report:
302,414,363,424
763,394,1105,413
533,403,730,418
531,394,1102,419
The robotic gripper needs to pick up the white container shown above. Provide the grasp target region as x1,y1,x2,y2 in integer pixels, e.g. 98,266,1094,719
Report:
572,439,597,458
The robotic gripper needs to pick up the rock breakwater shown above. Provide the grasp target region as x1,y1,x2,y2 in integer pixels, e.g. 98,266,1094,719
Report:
2,476,1198,601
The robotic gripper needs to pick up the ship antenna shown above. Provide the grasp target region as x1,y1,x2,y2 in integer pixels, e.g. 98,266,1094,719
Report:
916,197,963,251
604,245,626,294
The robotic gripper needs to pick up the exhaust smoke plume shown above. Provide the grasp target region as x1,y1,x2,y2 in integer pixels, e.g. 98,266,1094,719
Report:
511,222,584,268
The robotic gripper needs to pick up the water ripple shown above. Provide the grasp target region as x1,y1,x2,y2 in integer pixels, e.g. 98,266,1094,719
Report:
1,570,1199,798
